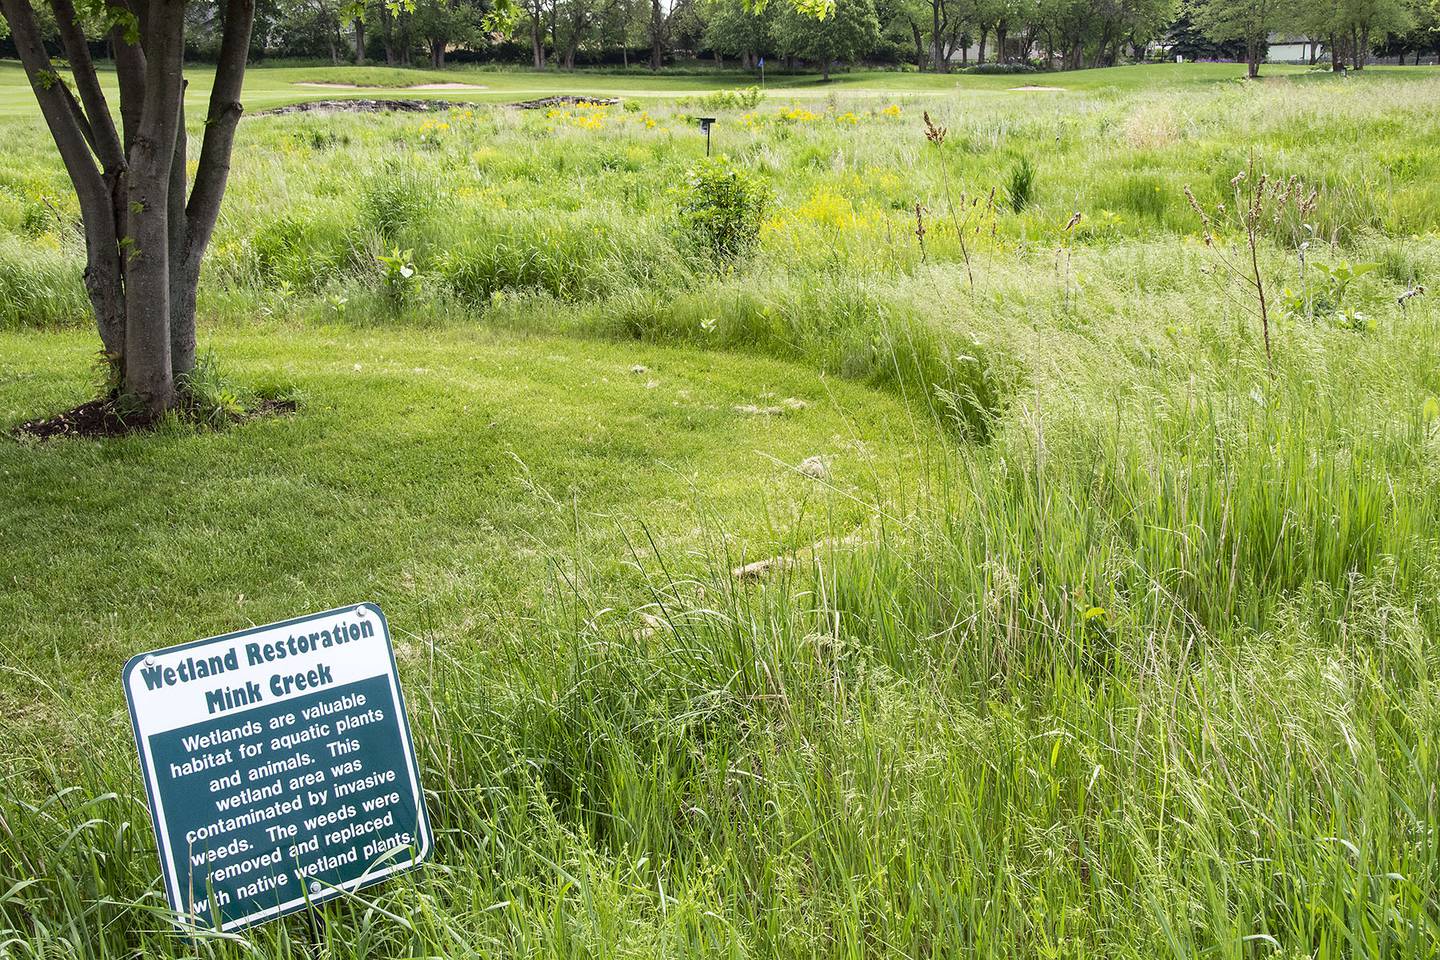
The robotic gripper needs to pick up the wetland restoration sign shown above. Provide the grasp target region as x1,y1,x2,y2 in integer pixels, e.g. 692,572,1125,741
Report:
123,603,431,932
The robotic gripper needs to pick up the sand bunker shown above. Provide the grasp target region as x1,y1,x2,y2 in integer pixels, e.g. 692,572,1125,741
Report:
1010,85,1065,92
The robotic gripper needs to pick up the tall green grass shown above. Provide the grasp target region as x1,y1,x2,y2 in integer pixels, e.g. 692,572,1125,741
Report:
4,65,1440,959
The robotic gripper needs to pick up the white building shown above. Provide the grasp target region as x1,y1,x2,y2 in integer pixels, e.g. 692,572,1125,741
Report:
1267,35,1324,64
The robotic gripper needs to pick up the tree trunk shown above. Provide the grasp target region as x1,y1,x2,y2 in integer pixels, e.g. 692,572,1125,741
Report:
649,0,663,70
3,0,255,417
995,21,1007,64
354,17,365,64
1354,27,1368,69
977,27,987,64
930,1,942,72
822,56,831,80
1246,36,1260,78
382,12,397,64
432,39,445,68
531,17,545,68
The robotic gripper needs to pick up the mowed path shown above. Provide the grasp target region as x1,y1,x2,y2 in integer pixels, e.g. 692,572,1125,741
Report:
0,326,928,747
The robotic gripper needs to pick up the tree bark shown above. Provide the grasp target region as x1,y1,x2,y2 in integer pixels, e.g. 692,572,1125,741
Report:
123,0,187,415
354,17,365,64
382,12,397,64
649,0,662,70
930,0,942,72
530,15,545,67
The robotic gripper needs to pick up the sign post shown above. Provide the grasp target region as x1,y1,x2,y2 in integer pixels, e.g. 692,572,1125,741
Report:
123,603,431,933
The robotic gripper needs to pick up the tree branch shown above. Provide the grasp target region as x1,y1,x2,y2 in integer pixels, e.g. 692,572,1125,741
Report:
107,0,148,153
130,0,187,182
49,0,125,171
0,0,125,355
0,0,112,229
185,0,255,271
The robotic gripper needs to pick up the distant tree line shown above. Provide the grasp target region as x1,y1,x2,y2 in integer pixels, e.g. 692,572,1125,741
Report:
2,0,1438,74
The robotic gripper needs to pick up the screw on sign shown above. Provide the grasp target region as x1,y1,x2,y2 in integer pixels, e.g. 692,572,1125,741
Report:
122,604,431,932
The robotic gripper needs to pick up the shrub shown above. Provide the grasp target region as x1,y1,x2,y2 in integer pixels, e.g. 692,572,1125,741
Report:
361,163,434,240
678,86,764,111
676,156,772,265
964,62,1038,75
1006,156,1036,212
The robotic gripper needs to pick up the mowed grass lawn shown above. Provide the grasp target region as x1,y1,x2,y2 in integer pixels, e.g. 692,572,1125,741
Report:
1,326,919,731
4,60,1440,959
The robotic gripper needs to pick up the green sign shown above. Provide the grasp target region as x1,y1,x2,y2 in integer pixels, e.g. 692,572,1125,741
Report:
123,603,431,932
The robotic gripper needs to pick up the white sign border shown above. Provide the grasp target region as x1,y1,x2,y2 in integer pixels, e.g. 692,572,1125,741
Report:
122,602,433,933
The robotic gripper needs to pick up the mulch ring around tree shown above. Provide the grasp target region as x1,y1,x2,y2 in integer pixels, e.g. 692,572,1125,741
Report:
10,396,298,441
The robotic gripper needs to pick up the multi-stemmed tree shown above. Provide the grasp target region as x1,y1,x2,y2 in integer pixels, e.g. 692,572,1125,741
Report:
0,0,254,418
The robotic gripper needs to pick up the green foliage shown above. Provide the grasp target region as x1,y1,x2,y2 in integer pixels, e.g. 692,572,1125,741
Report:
1006,155,1035,212
7,62,1440,960
772,0,880,76
375,245,419,305
964,61,1038,74
361,163,434,240
676,155,773,264
1281,258,1381,328
677,85,765,110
